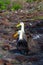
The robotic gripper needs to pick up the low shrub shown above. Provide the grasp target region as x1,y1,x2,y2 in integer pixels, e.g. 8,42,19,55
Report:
0,0,22,11
26,0,37,3
11,2,22,11
0,0,10,10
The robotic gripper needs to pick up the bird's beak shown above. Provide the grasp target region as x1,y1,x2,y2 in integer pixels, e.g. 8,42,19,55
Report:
16,23,20,27
13,32,18,38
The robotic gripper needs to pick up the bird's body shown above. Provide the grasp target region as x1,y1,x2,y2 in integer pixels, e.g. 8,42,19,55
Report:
14,22,29,55
17,39,28,55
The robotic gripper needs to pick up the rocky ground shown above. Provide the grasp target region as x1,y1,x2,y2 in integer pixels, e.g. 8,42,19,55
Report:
0,1,43,65
0,11,43,65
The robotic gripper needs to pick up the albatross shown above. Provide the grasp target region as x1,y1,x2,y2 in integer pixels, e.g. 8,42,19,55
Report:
14,22,29,55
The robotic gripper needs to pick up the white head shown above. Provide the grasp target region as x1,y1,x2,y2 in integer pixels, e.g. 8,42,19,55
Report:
16,22,24,27
16,22,25,40
14,22,25,40
20,22,24,26
16,22,24,32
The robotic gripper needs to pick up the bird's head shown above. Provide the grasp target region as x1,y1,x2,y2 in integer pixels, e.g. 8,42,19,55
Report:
13,22,24,38
16,22,24,28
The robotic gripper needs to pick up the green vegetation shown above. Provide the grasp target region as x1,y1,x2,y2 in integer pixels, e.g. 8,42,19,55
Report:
0,0,22,11
26,0,37,3
0,0,43,11
26,0,42,3
0,0,10,10
11,3,22,11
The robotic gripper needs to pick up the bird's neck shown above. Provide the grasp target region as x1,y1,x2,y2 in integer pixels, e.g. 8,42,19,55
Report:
21,24,24,32
18,23,25,40
19,25,24,40
19,31,23,40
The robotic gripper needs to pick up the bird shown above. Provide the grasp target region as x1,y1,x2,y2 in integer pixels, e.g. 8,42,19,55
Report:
13,22,29,55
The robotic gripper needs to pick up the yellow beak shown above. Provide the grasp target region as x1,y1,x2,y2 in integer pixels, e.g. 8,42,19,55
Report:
13,32,18,38
16,23,20,27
